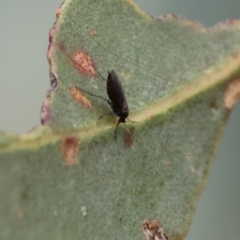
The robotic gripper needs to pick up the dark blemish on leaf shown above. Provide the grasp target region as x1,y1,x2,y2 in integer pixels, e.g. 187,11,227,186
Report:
71,50,96,76
50,72,58,91
186,152,191,159
209,101,218,111
124,126,135,147
143,219,169,240
224,79,240,110
40,102,51,125
61,137,80,165
70,85,92,108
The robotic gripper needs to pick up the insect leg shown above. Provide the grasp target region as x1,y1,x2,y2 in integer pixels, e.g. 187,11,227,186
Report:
114,120,121,140
99,113,112,119
126,118,137,123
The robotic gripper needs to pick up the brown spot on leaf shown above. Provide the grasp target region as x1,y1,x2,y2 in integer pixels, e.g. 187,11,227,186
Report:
186,152,191,159
143,219,168,240
61,137,80,165
50,72,58,90
89,28,97,36
124,127,135,147
71,50,96,75
17,209,24,220
209,101,218,111
70,85,92,108
224,79,240,110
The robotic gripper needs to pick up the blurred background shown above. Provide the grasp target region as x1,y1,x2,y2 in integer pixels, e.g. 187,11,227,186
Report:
0,0,239,239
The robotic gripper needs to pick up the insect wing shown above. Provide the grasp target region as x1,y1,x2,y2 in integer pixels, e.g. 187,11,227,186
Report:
107,70,128,111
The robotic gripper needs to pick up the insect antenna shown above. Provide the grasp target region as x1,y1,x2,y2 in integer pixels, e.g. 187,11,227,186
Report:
74,86,109,103
99,113,112,119
94,67,107,82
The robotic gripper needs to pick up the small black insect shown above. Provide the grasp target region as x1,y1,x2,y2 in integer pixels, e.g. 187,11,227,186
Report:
77,70,129,139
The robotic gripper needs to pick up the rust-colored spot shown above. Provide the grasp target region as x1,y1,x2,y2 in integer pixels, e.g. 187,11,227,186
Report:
143,219,168,240
70,85,92,108
224,79,240,110
124,127,135,147
17,209,24,220
61,137,80,165
71,50,96,75
89,28,97,36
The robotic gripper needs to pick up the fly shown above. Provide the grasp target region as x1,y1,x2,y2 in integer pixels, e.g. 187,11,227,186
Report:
76,70,129,140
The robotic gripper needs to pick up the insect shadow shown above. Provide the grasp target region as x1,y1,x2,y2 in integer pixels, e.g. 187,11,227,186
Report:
76,69,132,140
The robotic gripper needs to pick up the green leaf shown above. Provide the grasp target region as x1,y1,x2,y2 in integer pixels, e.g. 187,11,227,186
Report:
1,0,240,239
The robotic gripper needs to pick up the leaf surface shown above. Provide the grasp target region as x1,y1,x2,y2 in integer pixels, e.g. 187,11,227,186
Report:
1,0,240,239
